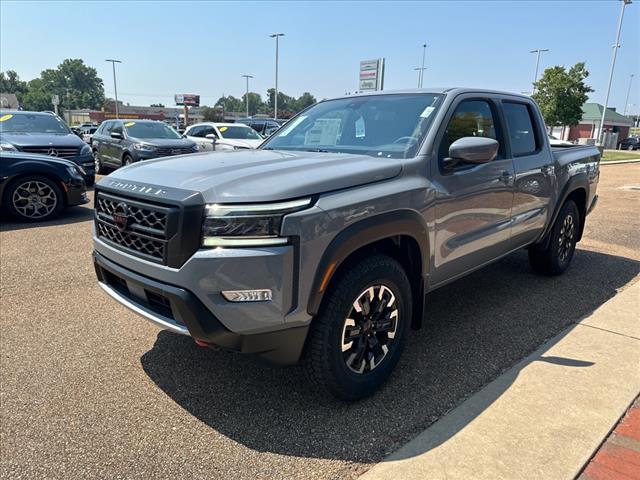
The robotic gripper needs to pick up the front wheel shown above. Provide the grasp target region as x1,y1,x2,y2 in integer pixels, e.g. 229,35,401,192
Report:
529,200,580,276
303,255,412,401
4,175,64,222
122,154,134,167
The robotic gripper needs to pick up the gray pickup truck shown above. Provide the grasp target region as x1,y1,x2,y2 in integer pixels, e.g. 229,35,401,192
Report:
93,88,600,401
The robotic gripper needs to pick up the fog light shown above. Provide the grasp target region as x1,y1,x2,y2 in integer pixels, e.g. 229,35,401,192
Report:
221,289,272,302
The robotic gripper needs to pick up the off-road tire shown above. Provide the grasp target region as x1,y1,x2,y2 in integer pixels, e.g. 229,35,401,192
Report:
529,200,580,276
303,254,412,401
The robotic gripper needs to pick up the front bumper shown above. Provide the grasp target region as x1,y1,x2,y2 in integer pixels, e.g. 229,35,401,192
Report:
66,176,90,206
94,251,308,365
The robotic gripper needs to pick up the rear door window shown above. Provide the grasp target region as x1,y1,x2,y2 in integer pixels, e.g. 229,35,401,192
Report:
503,102,539,156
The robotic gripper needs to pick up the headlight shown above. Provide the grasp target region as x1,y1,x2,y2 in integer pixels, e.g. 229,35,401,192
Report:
133,143,155,151
80,144,92,155
202,198,312,247
0,142,17,151
67,165,86,177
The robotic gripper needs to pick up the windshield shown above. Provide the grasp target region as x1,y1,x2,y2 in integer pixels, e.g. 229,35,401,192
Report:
218,125,262,140
261,93,443,158
0,113,71,134
124,121,181,139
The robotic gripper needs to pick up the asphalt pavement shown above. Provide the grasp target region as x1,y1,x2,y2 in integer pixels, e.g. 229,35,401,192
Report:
1,164,639,479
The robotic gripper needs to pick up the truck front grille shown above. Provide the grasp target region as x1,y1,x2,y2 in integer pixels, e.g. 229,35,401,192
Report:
95,191,177,264
21,146,79,159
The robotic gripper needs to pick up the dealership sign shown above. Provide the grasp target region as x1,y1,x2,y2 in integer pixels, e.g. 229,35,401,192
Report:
174,93,200,107
359,59,385,92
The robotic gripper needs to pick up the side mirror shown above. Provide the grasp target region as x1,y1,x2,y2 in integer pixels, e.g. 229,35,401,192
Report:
110,131,123,140
444,137,499,169
205,134,217,142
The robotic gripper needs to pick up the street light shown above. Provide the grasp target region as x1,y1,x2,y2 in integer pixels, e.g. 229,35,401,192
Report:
241,74,253,117
105,59,122,119
414,67,426,88
599,0,633,145
270,33,285,120
419,43,428,88
623,74,634,116
529,49,549,93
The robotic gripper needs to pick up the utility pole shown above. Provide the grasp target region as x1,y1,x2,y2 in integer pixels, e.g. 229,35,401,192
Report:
241,74,253,117
270,33,284,119
623,74,634,116
599,0,633,144
414,67,426,88
105,59,122,119
419,43,427,88
529,49,549,94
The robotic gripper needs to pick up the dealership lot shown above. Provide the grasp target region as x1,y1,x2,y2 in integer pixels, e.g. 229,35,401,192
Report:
1,165,639,479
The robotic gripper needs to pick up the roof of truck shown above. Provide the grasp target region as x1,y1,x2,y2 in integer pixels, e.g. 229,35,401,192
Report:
342,88,532,101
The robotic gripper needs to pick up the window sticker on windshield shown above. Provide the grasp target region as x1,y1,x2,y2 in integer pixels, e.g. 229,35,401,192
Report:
219,126,228,132
279,115,307,136
124,122,136,127
0,114,13,122
420,106,435,118
355,116,365,138
304,118,342,146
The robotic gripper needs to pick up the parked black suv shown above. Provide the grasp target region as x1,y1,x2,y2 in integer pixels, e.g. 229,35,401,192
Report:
618,136,640,150
93,119,197,173
0,110,96,185
0,151,88,221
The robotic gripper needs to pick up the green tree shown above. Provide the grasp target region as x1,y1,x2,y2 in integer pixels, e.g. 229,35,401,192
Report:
38,59,105,110
0,70,28,104
215,95,243,113
22,78,52,111
150,103,165,107
201,106,223,122
532,62,593,131
292,92,316,112
239,92,264,116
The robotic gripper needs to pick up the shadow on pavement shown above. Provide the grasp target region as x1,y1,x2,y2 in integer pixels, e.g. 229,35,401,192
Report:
0,204,94,232
141,248,639,465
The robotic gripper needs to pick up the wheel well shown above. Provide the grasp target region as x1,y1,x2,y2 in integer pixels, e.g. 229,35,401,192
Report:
324,235,425,330
566,188,586,241
3,173,68,207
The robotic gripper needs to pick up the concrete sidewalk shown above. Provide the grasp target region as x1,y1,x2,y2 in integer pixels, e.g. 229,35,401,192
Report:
361,280,640,480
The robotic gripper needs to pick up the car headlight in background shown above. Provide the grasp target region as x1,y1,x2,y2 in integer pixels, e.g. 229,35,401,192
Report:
133,143,156,151
0,142,17,151
80,144,93,155
202,198,312,247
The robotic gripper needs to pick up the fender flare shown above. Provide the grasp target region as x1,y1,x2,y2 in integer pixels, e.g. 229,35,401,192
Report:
306,210,429,316
539,174,589,248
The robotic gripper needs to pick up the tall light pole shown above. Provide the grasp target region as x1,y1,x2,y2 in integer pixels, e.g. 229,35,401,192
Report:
599,0,633,144
241,74,253,117
529,49,549,93
419,43,428,88
105,59,122,119
623,74,635,116
270,33,284,119
414,67,426,88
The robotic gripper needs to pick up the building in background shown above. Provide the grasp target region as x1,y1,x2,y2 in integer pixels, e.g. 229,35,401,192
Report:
566,103,633,144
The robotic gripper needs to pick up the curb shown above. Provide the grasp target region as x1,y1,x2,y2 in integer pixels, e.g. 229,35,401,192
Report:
601,159,640,165
360,280,640,480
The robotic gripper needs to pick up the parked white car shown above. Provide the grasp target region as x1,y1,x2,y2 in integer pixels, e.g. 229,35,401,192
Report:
184,122,264,151
548,134,573,147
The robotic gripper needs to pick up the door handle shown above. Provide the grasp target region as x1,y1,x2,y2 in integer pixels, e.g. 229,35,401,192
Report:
498,171,513,184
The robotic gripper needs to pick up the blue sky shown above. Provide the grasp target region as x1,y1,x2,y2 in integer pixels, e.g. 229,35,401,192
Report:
1,1,638,112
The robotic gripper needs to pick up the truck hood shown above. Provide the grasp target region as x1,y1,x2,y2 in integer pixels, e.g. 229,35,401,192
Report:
0,132,85,147
105,149,402,203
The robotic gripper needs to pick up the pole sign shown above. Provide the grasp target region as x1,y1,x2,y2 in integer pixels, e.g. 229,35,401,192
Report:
51,94,59,106
359,59,385,92
174,93,200,107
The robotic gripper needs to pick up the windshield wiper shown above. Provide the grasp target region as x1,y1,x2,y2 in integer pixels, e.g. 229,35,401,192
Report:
302,148,331,153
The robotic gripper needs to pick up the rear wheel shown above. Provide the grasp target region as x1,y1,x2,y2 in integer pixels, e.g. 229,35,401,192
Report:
529,200,579,276
123,154,133,167
303,255,412,401
4,175,64,222
95,156,108,175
